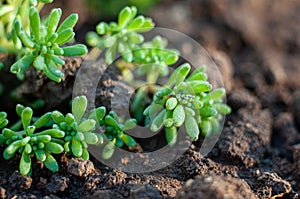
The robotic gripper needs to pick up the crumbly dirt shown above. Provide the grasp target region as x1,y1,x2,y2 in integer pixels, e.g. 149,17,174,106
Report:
0,0,300,198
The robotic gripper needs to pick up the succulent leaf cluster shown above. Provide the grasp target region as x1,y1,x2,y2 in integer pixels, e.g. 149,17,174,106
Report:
0,96,138,175
0,105,64,175
10,6,87,82
144,63,231,146
50,96,104,160
100,111,137,159
0,0,53,53
0,112,8,129
86,6,155,64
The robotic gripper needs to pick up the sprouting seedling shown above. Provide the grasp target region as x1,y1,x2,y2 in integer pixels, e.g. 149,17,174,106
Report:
0,105,65,175
10,6,88,82
100,111,137,159
144,63,231,146
86,6,155,64
51,96,104,160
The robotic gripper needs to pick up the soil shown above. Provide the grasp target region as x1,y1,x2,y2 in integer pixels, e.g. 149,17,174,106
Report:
0,0,300,198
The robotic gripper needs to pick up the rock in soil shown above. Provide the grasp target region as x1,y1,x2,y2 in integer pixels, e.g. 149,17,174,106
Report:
45,174,69,194
127,184,162,199
216,108,272,167
253,172,292,198
292,144,300,175
9,171,32,190
0,186,6,199
67,158,95,177
176,175,256,199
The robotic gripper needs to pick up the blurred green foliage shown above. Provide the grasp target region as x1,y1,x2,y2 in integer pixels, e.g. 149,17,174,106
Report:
86,0,160,18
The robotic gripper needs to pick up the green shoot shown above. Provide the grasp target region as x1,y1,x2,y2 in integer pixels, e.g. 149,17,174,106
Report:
10,6,87,82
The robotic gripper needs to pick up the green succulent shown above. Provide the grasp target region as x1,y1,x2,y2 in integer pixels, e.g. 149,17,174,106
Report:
10,6,87,82
100,111,137,159
86,6,155,64
0,105,64,175
132,36,179,82
0,0,53,53
144,63,231,146
0,112,8,129
51,96,104,160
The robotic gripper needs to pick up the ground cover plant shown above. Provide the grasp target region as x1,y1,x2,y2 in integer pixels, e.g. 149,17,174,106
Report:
1,0,297,198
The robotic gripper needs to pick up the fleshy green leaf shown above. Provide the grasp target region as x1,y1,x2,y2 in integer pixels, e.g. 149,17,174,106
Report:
21,107,33,130
71,139,83,157
173,105,185,127
62,44,88,56
123,119,137,131
166,97,178,110
78,119,96,132
57,13,78,34
150,109,166,132
20,152,31,175
165,126,177,146
44,152,59,172
33,112,51,128
72,96,87,123
44,142,64,154
102,141,115,160
83,132,98,144
51,111,65,124
122,134,136,147
185,115,199,140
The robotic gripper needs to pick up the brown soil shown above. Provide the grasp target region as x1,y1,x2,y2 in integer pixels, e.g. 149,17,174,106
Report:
0,0,300,198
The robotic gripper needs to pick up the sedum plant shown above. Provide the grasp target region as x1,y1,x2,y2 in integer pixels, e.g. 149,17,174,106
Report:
100,111,137,159
86,6,155,64
10,6,87,82
0,0,53,53
51,96,105,160
0,96,138,175
0,105,65,175
87,6,180,122
144,63,231,146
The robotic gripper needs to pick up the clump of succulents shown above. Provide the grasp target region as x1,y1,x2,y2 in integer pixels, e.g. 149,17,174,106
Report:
0,4,231,176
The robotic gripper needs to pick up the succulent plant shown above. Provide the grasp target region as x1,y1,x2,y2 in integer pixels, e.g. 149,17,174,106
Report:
144,63,231,146
10,6,87,82
86,6,155,64
0,105,64,175
51,96,104,160
100,111,137,159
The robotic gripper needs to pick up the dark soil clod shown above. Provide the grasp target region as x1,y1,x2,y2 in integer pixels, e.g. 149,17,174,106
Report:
67,158,95,178
176,175,256,199
8,171,32,190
